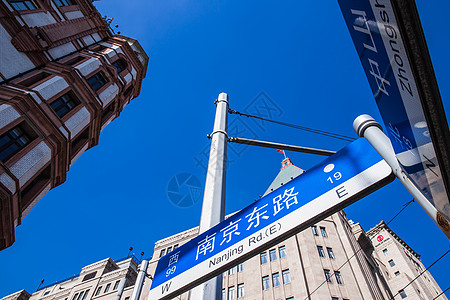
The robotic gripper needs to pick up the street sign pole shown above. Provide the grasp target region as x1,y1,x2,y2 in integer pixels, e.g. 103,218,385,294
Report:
189,93,229,300
354,114,450,239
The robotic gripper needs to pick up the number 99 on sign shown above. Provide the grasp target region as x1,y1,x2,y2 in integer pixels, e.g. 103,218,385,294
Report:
166,266,176,277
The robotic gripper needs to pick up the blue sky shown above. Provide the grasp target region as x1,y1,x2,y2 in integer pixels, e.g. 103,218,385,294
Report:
1,0,449,297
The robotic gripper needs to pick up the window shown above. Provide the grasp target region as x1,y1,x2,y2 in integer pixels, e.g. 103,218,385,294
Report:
237,283,244,298
237,262,243,272
399,289,407,299
112,59,127,73
335,271,343,285
0,123,37,162
95,287,102,296
272,272,280,287
260,252,267,264
113,280,120,290
173,244,178,249
318,246,325,257
54,0,75,6
82,271,96,281
104,283,111,293
87,71,108,91
324,269,332,283
167,246,172,253
64,55,85,66
395,271,400,276
70,127,89,158
262,275,270,290
286,298,295,300
320,227,328,237
43,291,50,296
279,246,287,258
20,165,51,209
50,91,80,118
383,248,389,256
327,247,335,259
76,291,84,300
159,249,166,257
282,269,291,284
269,249,277,261
312,226,319,236
332,298,339,300
222,289,225,300
228,286,235,300
8,0,37,10
228,267,235,275
389,259,395,267
16,71,50,87
81,290,89,300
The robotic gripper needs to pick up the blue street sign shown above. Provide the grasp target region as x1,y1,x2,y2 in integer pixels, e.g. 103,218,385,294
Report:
148,138,394,299
338,0,450,225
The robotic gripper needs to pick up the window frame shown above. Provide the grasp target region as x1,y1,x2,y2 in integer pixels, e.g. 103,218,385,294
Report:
320,226,328,237
87,71,108,92
49,91,81,119
335,271,343,285
0,122,36,163
327,247,335,259
312,225,319,236
8,0,38,11
53,0,75,6
279,245,287,258
237,283,244,298
260,252,268,264
237,262,244,272
282,269,291,284
262,275,270,290
228,266,235,275
272,272,281,287
269,249,277,261
317,246,325,258
389,259,396,267
324,269,332,283
95,286,102,296
113,280,120,290
227,286,235,300
112,59,127,74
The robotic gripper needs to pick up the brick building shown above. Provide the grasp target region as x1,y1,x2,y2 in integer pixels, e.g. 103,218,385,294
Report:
0,0,148,250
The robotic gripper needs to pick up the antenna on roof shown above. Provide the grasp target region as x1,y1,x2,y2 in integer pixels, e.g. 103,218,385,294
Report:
36,279,44,292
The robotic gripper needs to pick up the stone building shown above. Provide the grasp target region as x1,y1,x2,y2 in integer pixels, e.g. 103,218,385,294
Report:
3,157,446,300
0,0,149,250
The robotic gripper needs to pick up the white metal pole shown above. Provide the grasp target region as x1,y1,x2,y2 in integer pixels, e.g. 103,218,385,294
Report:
189,93,229,300
353,114,450,239
130,259,149,300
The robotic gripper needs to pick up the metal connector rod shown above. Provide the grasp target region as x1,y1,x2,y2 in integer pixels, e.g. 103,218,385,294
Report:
228,137,336,156
353,114,450,239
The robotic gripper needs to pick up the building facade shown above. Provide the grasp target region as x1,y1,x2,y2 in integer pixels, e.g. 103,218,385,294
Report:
1,158,447,300
0,0,149,250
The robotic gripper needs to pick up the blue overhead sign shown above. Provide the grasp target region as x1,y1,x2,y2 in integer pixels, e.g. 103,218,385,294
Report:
338,0,450,225
148,138,394,299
